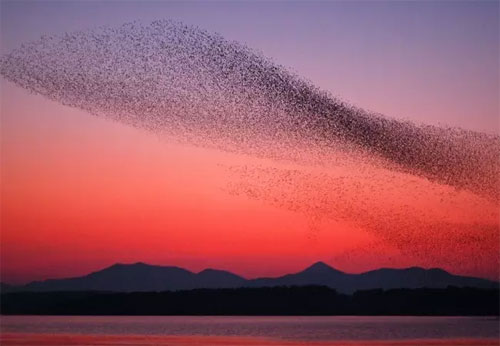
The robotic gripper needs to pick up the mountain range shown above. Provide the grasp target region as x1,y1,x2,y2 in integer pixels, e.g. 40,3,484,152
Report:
2,262,497,294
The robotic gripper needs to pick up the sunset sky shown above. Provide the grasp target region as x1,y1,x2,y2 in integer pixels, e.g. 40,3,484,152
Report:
1,1,499,284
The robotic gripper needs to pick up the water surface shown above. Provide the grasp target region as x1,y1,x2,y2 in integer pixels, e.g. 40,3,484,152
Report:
1,316,498,345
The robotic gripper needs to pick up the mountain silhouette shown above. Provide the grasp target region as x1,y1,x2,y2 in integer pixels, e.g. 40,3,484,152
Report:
248,261,346,288
246,262,498,293
18,262,245,292
6,261,497,294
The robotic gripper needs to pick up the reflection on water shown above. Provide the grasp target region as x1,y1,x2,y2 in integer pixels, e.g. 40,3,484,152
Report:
1,316,498,345
1,333,499,346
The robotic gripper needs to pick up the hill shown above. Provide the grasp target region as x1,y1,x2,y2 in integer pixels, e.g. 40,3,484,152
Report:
6,261,498,294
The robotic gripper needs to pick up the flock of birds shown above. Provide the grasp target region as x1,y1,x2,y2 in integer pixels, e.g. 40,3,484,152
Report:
1,20,498,272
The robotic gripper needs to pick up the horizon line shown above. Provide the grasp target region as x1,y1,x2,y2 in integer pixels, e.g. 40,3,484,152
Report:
3,260,498,287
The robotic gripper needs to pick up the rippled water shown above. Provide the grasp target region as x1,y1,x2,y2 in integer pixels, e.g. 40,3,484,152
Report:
1,315,498,343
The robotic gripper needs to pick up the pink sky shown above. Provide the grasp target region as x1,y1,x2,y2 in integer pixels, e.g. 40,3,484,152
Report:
1,1,498,284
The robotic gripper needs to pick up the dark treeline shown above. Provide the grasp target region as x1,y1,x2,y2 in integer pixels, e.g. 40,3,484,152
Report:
1,286,498,316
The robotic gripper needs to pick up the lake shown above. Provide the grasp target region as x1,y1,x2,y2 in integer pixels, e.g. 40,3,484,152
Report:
1,316,498,345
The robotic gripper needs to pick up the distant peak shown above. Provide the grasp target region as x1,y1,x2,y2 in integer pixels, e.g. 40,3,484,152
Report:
429,268,449,274
197,268,213,274
311,261,330,268
198,268,240,276
111,262,149,267
198,268,218,273
132,262,149,266
103,262,152,270
304,261,342,273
